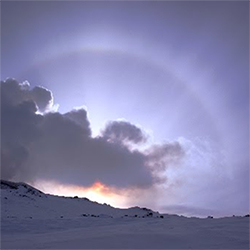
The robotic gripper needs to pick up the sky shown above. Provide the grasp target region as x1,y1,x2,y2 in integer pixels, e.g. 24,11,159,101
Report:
1,1,249,217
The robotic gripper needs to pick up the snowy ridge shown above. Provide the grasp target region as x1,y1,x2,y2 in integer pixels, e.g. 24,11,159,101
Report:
1,180,160,220
1,179,46,197
1,180,249,249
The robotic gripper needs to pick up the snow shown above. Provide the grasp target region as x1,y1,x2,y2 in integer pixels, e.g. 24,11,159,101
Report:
1,180,249,249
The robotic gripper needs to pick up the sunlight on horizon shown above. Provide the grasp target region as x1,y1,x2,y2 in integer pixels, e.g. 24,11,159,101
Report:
34,179,129,208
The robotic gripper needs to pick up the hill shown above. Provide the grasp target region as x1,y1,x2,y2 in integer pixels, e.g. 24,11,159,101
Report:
1,179,157,219
1,180,249,249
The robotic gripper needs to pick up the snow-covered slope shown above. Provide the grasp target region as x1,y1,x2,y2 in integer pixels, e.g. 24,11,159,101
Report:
1,180,157,219
1,180,249,249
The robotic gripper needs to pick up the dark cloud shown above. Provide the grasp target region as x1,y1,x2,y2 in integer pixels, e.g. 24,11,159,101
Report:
64,108,91,135
31,86,53,112
101,120,147,144
1,145,29,180
1,79,43,180
1,78,53,112
146,143,185,170
1,79,185,188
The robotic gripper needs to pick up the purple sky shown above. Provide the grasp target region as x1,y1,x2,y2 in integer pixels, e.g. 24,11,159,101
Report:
1,1,249,217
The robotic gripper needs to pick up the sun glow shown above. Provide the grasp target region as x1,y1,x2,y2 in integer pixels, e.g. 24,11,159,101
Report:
34,179,128,208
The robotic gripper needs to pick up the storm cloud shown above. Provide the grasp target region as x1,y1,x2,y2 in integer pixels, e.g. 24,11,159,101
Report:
1,78,53,112
101,120,147,144
1,79,184,188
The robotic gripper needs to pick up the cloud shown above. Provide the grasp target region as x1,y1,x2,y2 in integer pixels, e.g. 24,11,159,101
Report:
145,142,185,170
101,120,147,144
1,80,43,180
31,86,53,112
1,78,54,112
1,79,185,189
64,107,91,135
